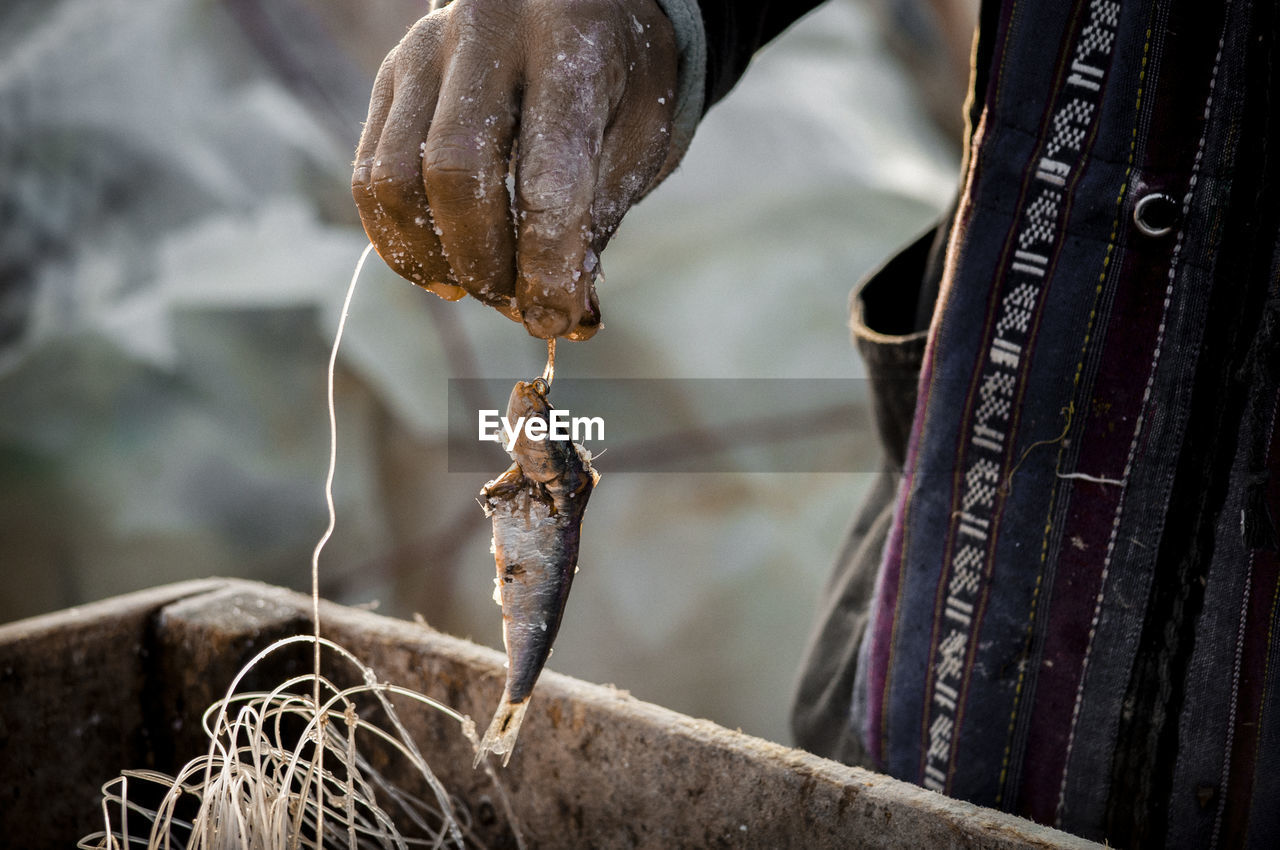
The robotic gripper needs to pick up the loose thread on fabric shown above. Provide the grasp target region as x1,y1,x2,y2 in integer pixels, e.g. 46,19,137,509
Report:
1002,402,1075,492
1056,471,1124,486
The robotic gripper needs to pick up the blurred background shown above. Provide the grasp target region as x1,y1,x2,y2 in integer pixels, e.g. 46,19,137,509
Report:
0,0,970,744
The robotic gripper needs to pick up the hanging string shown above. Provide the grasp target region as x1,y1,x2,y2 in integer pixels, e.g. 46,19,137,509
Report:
312,243,374,707
541,338,556,387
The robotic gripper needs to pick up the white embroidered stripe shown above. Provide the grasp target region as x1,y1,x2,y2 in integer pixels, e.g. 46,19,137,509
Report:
922,0,1123,794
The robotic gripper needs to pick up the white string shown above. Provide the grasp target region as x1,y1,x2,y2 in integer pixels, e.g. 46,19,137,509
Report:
313,242,373,692
309,242,374,847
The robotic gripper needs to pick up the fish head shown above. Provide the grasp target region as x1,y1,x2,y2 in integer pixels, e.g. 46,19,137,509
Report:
505,378,552,423
504,378,563,483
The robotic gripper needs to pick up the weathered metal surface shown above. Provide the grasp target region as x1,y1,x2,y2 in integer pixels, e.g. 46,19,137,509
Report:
0,580,1101,848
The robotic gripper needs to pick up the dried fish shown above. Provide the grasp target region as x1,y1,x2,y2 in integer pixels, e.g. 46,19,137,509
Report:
475,376,598,766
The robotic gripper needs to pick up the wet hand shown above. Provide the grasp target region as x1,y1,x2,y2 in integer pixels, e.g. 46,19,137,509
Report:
352,0,679,340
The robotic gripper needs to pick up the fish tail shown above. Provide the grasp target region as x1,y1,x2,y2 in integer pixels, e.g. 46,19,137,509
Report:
473,694,530,768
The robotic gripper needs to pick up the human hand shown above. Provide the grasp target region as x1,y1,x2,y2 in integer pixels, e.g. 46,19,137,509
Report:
352,0,679,340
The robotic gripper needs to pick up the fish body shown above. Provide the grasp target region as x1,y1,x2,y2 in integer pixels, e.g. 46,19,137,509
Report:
475,378,598,765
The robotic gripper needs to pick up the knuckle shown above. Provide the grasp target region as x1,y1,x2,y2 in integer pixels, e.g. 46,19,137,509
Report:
351,165,373,200
401,10,446,52
421,139,487,205
369,158,424,214
449,0,518,37
519,160,591,213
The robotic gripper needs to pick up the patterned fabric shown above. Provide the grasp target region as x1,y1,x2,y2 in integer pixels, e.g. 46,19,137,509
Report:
777,0,1280,847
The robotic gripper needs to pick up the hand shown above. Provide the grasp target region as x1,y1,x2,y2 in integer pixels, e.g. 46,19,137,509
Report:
352,0,679,340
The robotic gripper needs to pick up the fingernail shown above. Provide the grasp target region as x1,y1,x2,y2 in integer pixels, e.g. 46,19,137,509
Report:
566,322,601,341
423,282,467,302
523,306,570,339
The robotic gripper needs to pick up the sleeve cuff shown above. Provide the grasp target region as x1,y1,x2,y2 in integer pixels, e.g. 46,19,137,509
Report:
651,0,707,178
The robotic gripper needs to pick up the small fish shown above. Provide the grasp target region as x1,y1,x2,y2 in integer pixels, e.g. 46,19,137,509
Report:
474,377,599,766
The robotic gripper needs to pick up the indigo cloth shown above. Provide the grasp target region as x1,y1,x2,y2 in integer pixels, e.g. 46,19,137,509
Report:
699,0,1280,846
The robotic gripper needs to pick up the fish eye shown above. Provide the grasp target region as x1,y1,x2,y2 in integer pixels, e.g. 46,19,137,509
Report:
531,378,548,396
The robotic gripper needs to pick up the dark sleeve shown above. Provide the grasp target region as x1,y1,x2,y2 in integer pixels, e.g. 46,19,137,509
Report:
698,1,828,111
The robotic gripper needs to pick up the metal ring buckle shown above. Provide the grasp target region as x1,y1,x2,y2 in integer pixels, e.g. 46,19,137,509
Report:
1133,192,1178,237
